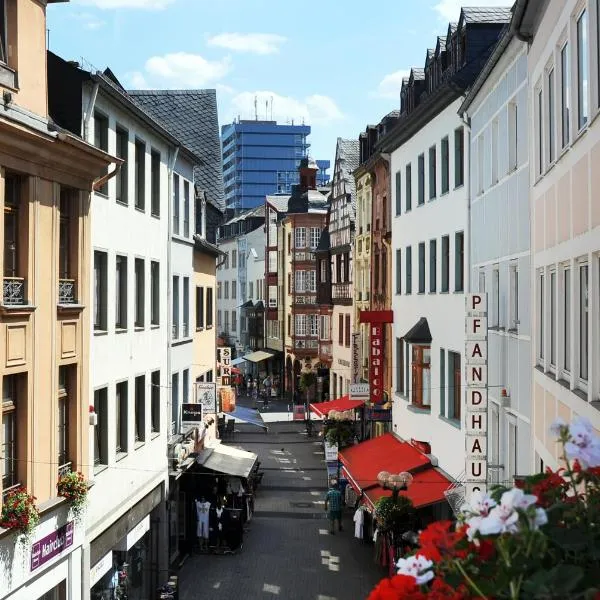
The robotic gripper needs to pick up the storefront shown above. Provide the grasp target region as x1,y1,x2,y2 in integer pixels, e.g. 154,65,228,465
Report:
89,484,164,600
0,502,84,600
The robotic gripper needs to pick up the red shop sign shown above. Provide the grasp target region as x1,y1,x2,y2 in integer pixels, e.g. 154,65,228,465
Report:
370,324,384,405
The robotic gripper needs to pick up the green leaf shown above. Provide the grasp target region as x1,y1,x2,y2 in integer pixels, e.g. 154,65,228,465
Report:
522,564,584,597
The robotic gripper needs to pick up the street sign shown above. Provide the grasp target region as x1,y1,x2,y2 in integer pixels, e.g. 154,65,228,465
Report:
349,383,370,401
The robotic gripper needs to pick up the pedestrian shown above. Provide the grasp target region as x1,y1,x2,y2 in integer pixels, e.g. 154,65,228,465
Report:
324,481,343,534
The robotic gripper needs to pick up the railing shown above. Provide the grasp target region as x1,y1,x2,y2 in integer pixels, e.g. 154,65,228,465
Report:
294,338,318,349
58,461,72,478
294,251,315,261
3,277,25,305
172,324,179,340
332,282,352,300
2,482,21,502
58,279,76,304
294,294,317,305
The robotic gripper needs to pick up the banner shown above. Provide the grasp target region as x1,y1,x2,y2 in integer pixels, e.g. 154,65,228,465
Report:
217,347,232,386
195,382,217,414
351,332,362,384
369,323,384,404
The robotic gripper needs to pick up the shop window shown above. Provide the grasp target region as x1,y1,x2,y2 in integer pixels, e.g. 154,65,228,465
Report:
411,345,431,408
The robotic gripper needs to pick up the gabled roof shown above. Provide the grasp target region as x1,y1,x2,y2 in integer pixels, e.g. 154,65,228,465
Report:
458,6,512,27
446,22,457,49
435,36,447,58
333,138,360,212
425,48,435,67
410,67,425,81
266,194,290,213
129,89,225,211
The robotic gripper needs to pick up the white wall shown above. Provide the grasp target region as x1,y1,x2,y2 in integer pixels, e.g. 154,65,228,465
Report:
216,236,240,345
391,98,468,479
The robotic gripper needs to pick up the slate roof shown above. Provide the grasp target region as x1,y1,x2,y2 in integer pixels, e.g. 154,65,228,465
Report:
411,68,425,81
266,195,290,213
336,138,360,210
129,90,225,211
460,6,512,24
315,227,330,253
223,204,265,225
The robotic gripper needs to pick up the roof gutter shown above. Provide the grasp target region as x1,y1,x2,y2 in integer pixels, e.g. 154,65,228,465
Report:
511,0,532,43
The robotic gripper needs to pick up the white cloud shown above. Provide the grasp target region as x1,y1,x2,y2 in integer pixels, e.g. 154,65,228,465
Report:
227,91,343,125
70,11,106,29
433,0,513,22
374,69,410,99
207,33,287,55
77,0,174,9
127,52,232,89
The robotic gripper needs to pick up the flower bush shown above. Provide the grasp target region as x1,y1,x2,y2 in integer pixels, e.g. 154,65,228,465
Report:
0,486,40,538
368,416,600,599
57,471,88,518
375,495,415,534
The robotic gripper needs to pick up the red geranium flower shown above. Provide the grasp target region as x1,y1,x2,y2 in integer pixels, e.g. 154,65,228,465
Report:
368,575,427,600
429,578,473,599
419,520,466,562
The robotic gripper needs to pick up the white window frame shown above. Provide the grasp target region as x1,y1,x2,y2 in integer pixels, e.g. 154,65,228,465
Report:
561,263,572,379
295,314,307,336
577,260,589,389
310,227,320,249
295,270,306,293
294,227,306,249
509,263,519,331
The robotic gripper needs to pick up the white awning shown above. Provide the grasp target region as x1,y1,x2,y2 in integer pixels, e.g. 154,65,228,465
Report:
231,357,246,366
197,443,258,478
243,350,274,363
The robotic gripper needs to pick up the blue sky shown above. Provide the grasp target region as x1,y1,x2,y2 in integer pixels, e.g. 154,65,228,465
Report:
48,0,512,165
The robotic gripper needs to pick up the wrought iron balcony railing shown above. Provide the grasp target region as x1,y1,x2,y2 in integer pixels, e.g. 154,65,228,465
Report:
3,277,25,305
2,482,21,502
58,461,72,478
58,279,76,304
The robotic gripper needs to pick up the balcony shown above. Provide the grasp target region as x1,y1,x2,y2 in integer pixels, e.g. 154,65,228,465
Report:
293,294,317,306
3,277,25,305
292,337,319,358
332,282,352,305
58,279,76,304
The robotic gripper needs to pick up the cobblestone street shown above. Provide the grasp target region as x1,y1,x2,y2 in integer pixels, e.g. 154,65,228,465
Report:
178,419,382,600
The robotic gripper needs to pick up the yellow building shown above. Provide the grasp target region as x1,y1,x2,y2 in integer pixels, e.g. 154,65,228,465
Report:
0,1,116,598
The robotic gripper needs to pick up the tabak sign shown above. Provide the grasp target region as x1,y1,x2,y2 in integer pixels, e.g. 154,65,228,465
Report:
217,347,232,386
465,293,488,500
370,324,384,405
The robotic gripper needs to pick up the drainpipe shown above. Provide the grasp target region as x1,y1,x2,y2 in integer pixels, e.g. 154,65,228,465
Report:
83,82,99,141
166,146,180,443
460,114,472,294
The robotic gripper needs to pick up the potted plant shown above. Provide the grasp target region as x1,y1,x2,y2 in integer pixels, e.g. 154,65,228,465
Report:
57,471,88,520
0,486,40,542
375,495,415,534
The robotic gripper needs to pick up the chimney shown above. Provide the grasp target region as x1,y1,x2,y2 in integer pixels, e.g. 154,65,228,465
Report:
298,156,318,192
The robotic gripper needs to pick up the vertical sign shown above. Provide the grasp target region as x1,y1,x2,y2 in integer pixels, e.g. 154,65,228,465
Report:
216,347,232,386
351,332,362,384
465,293,488,500
370,324,384,405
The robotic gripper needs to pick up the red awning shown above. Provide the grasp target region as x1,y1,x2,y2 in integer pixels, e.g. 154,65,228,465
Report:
309,395,365,417
339,432,452,509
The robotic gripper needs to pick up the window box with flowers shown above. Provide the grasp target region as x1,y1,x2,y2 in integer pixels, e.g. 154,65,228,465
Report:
57,471,88,521
0,486,40,543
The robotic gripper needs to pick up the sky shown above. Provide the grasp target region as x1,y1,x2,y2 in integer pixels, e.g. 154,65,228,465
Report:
47,0,514,166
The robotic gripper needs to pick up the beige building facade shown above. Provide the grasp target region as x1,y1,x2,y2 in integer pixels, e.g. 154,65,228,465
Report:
0,1,115,598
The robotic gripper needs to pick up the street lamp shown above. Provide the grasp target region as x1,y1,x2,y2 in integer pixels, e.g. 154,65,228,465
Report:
377,470,413,502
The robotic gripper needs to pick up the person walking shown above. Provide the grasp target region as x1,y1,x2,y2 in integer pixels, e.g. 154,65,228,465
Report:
324,481,343,534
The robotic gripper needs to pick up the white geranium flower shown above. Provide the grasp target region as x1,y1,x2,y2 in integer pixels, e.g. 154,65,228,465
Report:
396,554,434,585
478,505,520,535
465,515,484,541
564,416,600,467
460,490,496,517
549,417,568,437
532,507,548,528
500,488,537,511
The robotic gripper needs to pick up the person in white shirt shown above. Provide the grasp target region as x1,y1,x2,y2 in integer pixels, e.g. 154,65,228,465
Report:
195,497,211,551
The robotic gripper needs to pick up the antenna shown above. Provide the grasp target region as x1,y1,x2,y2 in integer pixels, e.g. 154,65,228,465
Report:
270,96,273,120
254,96,258,120
265,99,268,120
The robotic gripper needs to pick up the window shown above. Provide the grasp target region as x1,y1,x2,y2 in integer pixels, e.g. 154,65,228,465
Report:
224,310,229,332
454,127,464,187
491,118,499,184
116,126,129,205
310,227,320,249
57,367,70,471
135,375,146,443
93,387,108,468
549,270,557,366
135,258,145,328
507,420,518,483
429,239,437,293
217,309,222,328
196,286,204,329
135,138,146,210
489,403,500,484
395,170,401,215
296,314,307,336
395,248,402,294
183,181,190,236
345,314,351,347
396,338,404,394
295,270,306,293
150,261,159,326
308,270,316,292
217,281,222,299
494,267,500,328
183,277,189,337
0,3,7,64
294,227,306,248
505,102,517,173
173,174,180,235
561,43,570,147
249,281,254,300
151,371,160,433
405,246,412,294
310,315,319,336
2,374,21,488
477,134,485,194
539,272,545,360
448,351,461,421
411,345,431,407
441,137,449,194
577,10,589,129
231,249,237,269
116,381,128,454
405,163,412,211
151,149,160,217
206,287,213,327
232,280,237,299
116,255,127,329
224,281,229,299
418,242,425,293
418,154,425,205
439,349,446,416
94,251,108,330
428,145,436,199
537,88,544,175
441,235,449,292
579,263,589,381
547,68,555,163
338,314,343,345
455,232,464,292
173,276,179,340
268,285,277,307
94,112,109,195
509,264,519,330
231,310,237,332
171,373,179,435
183,369,189,405
563,267,571,372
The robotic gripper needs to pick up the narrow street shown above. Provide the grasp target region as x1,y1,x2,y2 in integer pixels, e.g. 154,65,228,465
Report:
178,419,381,600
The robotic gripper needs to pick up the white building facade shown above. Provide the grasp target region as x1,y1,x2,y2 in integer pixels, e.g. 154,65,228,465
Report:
216,236,240,349
389,98,469,479
462,35,533,485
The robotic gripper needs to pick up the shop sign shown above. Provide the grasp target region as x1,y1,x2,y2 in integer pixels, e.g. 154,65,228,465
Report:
90,551,113,587
465,293,488,500
365,407,392,422
369,324,384,405
181,403,203,434
195,382,217,414
116,515,150,552
217,347,232,386
351,333,361,384
31,521,74,572
349,383,370,401
324,441,338,462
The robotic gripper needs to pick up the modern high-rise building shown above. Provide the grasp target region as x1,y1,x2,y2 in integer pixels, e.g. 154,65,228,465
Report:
221,120,330,210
